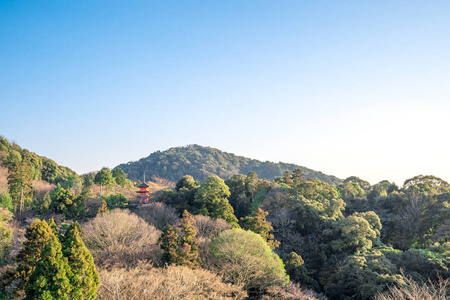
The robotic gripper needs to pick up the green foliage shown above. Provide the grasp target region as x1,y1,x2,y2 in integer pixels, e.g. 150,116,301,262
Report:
209,229,289,291
0,208,12,264
293,179,345,221
177,210,200,268
50,184,87,218
16,219,56,284
403,175,450,195
112,168,127,187
274,169,305,187
34,191,52,213
323,250,405,300
332,211,382,254
97,199,109,216
176,175,200,191
195,176,239,227
337,181,366,200
24,224,72,300
158,224,179,266
225,172,270,219
41,159,60,183
7,159,33,211
94,167,113,189
0,192,13,211
241,208,279,249
158,211,200,268
103,192,128,207
62,222,100,299
344,176,371,191
115,144,341,184
284,252,318,290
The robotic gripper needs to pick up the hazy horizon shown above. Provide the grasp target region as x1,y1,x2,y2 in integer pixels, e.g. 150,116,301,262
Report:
2,1,450,186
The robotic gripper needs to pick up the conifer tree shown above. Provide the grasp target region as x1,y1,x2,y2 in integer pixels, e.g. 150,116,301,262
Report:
177,210,199,268
241,208,280,249
16,219,55,284
158,224,179,265
97,199,109,216
24,226,72,300
62,221,100,300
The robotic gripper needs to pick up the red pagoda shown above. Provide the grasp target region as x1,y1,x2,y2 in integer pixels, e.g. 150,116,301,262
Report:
136,182,150,204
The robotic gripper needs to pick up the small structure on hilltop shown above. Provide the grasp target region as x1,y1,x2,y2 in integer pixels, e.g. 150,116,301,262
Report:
136,182,150,204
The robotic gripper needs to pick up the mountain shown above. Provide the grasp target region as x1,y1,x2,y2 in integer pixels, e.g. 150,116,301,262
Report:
115,144,342,185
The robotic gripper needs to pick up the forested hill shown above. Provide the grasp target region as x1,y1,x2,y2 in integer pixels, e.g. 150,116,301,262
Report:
0,136,77,184
115,144,342,185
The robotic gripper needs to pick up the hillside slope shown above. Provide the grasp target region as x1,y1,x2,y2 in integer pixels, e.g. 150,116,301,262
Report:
115,145,342,185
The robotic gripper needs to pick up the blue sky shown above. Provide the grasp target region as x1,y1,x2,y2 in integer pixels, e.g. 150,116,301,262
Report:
1,1,450,185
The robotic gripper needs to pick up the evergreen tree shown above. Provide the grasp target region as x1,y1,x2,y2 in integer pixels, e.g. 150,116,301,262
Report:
97,199,109,216
195,176,239,227
284,252,317,290
177,210,199,268
241,208,280,249
112,168,127,188
25,226,72,300
158,224,179,265
16,219,55,284
62,221,100,300
7,159,33,214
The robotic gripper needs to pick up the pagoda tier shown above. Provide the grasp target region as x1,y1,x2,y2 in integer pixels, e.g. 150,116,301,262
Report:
137,182,151,204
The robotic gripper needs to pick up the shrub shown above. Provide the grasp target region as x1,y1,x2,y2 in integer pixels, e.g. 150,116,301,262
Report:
375,274,450,300
97,264,247,300
209,229,289,292
82,209,161,266
135,202,179,230
193,214,231,239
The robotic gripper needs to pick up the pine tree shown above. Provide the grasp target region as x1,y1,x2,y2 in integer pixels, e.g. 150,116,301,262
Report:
97,199,109,216
158,224,179,265
16,219,55,284
241,208,280,249
62,221,100,300
25,226,72,300
177,210,199,268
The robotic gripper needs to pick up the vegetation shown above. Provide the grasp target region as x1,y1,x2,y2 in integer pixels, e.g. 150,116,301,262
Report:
115,144,342,184
1,137,450,299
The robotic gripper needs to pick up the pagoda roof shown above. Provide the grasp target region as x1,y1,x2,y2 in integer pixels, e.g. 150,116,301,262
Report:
137,182,149,188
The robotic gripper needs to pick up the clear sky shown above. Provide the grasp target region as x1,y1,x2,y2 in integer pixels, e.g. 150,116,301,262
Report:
1,1,450,186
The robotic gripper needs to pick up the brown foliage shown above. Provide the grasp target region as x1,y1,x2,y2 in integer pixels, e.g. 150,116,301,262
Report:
97,264,247,300
31,180,55,199
0,165,9,193
82,209,161,267
151,175,175,189
193,214,231,239
134,202,179,230
262,282,325,300
375,275,450,300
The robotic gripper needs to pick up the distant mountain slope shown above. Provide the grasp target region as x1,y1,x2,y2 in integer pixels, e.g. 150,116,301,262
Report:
115,145,342,185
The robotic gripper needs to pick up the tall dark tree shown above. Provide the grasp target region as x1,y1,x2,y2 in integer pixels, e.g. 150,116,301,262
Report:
177,210,199,268
94,167,113,196
7,159,33,214
112,168,127,188
62,221,100,300
16,219,55,284
195,176,239,228
241,208,280,249
158,224,179,266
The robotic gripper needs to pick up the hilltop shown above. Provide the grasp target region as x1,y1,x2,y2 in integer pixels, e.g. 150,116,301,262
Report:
115,144,342,185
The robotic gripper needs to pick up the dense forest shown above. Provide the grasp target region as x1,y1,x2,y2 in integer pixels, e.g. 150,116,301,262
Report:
115,144,342,185
0,136,449,299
